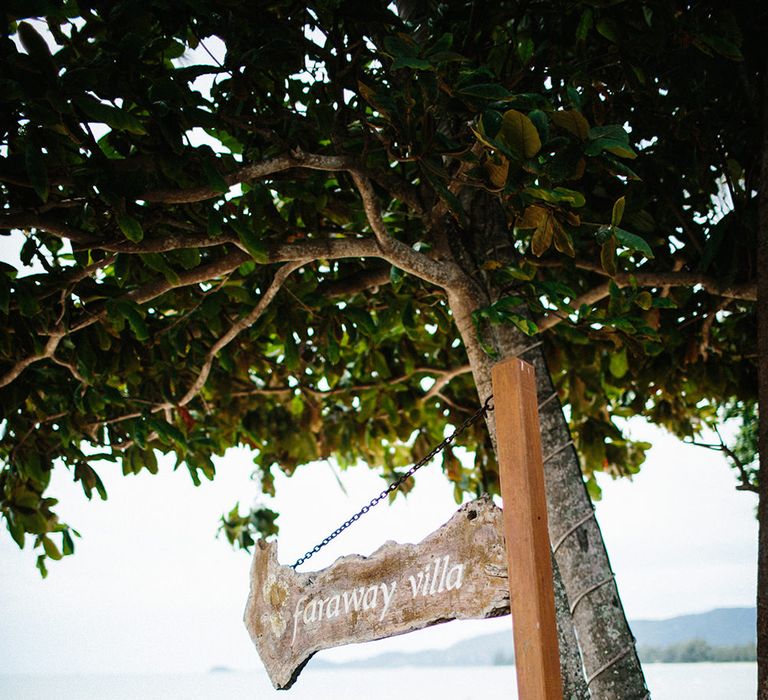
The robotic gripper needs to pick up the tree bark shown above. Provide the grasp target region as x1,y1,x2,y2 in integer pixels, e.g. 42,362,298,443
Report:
756,52,768,700
446,192,649,699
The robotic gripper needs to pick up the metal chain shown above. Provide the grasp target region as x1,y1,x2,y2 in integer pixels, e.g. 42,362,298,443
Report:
291,395,495,569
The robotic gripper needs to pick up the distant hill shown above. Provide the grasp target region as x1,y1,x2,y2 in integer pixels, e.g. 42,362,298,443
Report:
314,607,756,669
336,631,516,669
630,607,755,647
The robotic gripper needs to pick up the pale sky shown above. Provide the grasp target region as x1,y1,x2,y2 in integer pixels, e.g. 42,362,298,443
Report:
0,415,758,674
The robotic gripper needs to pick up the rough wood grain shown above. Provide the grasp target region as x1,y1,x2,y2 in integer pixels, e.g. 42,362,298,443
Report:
244,496,510,689
492,357,563,700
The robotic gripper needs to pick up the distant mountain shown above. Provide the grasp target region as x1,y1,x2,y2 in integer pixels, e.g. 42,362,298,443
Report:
314,607,755,669
337,631,515,669
630,607,756,647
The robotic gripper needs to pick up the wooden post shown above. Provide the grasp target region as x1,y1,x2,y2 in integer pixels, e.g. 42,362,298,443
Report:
492,357,563,700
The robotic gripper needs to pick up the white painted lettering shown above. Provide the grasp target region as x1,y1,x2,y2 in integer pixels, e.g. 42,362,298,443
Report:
438,555,449,593
325,594,341,619
408,572,424,598
421,565,431,596
303,599,318,624
378,581,397,621
290,596,307,646
362,584,379,610
343,587,365,613
445,562,465,591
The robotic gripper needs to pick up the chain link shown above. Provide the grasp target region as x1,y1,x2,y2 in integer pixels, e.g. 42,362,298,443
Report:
291,395,494,569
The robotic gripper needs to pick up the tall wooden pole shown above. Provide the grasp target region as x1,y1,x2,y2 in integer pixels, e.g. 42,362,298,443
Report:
492,357,563,700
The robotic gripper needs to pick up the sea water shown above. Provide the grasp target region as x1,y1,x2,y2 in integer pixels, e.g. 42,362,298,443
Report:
0,663,756,699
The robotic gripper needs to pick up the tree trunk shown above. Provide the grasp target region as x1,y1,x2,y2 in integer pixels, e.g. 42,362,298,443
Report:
756,52,768,700
446,192,650,699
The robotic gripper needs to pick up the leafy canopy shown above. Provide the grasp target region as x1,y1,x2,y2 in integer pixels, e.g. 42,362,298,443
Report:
0,0,759,575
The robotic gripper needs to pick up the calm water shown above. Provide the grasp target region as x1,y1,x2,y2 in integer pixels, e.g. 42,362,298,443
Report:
0,664,756,699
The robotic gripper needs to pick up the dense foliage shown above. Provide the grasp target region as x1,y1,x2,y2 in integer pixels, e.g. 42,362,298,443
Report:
0,1,760,580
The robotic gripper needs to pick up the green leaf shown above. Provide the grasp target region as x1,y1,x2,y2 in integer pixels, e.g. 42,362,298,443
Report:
390,266,404,293
344,307,377,336
611,196,626,227
25,140,49,203
42,535,63,560
391,55,433,71
609,348,628,378
458,83,512,100
517,36,534,64
509,315,538,336
117,215,144,243
697,34,743,61
497,109,542,159
614,227,654,258
7,514,25,548
283,333,299,369
480,110,503,139
202,160,228,194
524,187,585,207
530,212,554,257
425,33,453,57
207,209,223,237
173,247,201,270
148,418,187,447
576,9,593,42
652,297,677,309
553,223,575,257
235,223,269,263
62,530,75,556
635,291,653,310
106,299,149,341
595,18,620,43
18,21,53,61
75,96,147,135
551,110,590,140
601,237,617,275
140,253,180,285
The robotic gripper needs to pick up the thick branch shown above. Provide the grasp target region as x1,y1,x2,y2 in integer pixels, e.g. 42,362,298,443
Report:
535,269,755,333
320,266,392,297
575,263,756,302
267,237,380,263
0,211,241,254
0,213,93,244
350,172,466,289
71,232,239,253
0,333,64,389
142,150,352,204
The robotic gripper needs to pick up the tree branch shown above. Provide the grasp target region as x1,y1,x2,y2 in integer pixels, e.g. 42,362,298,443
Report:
535,268,756,333
349,172,466,289
0,213,93,244
536,283,611,332
142,150,353,204
423,363,472,400
320,266,392,297
267,236,380,263
177,261,305,406
572,263,756,302
0,333,64,389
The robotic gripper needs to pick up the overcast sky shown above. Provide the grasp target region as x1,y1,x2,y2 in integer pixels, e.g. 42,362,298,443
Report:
0,413,757,675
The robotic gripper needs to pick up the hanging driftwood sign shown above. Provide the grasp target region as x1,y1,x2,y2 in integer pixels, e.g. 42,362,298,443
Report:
244,496,510,689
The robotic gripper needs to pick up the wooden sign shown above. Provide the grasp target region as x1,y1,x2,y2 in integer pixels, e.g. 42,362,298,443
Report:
244,496,510,689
